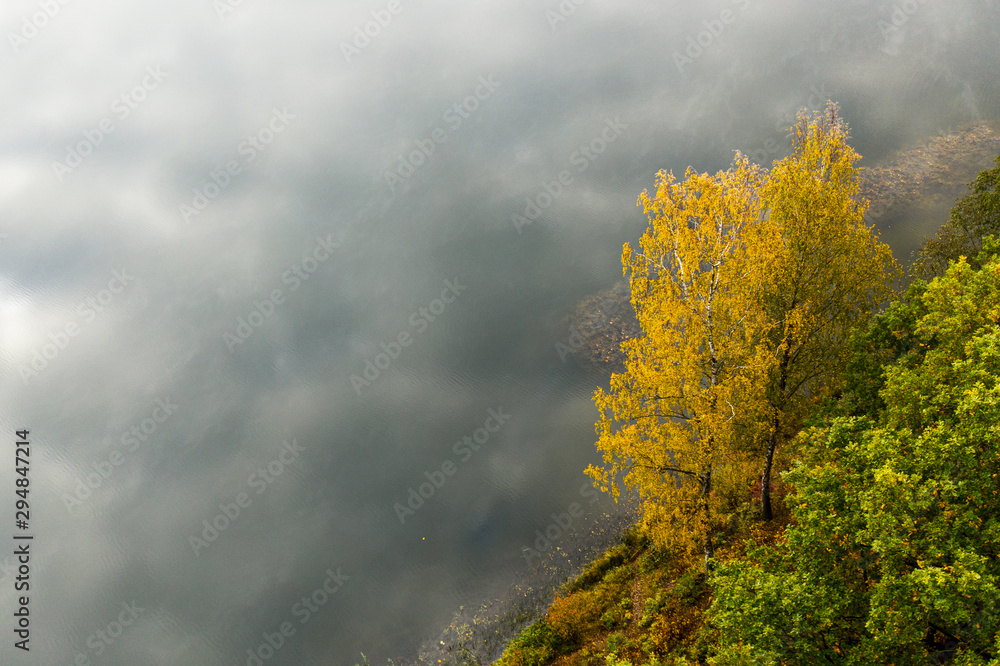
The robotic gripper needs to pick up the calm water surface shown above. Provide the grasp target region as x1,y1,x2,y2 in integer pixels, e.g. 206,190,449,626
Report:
1,0,998,663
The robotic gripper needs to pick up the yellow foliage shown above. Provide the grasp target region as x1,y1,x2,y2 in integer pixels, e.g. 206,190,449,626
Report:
647,602,701,653
589,151,770,570
547,591,605,643
589,102,899,570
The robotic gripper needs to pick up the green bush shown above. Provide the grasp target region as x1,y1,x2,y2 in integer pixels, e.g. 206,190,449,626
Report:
639,592,668,629
496,620,561,666
706,249,1000,664
605,631,630,656
565,527,646,594
671,571,706,606
601,597,633,630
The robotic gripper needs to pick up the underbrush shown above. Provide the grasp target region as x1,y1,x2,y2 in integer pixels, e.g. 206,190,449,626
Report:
495,502,792,666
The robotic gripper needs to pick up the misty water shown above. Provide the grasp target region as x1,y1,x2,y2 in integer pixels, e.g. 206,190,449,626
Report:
2,0,999,664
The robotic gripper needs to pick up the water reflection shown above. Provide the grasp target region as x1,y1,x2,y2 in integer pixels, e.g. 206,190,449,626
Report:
1,1,998,664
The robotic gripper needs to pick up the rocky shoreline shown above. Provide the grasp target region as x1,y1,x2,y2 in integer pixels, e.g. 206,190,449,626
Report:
557,281,640,372
857,121,1000,221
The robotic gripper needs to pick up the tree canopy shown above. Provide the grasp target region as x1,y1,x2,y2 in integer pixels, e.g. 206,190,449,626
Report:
589,103,899,572
749,105,899,519
707,240,1000,665
589,154,771,570
914,155,1000,279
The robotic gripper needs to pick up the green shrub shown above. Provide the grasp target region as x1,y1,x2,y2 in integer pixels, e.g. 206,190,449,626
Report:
601,597,633,630
671,571,706,606
565,527,646,593
605,631,629,655
496,620,560,666
639,592,668,629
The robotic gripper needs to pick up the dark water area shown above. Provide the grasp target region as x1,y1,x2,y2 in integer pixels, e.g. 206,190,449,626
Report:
1,1,998,664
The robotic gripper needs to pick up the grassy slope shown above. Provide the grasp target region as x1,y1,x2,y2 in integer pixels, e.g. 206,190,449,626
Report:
494,503,792,666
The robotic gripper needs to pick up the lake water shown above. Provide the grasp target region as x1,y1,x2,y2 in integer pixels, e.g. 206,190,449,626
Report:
2,0,999,664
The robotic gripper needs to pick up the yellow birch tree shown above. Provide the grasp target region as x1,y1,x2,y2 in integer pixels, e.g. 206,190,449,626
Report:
751,103,900,520
588,155,772,572
589,105,900,574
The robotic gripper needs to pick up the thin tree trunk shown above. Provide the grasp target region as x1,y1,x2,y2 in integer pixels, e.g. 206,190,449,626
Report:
761,426,777,521
762,336,792,521
704,286,719,572
703,469,714,574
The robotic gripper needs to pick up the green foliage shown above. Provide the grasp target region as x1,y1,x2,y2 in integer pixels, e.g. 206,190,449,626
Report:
565,527,645,594
606,631,629,654
601,597,633,631
707,251,1000,664
495,620,562,666
914,154,1000,279
706,643,780,666
637,542,673,575
639,592,668,629
671,571,707,607
823,277,930,420
604,650,634,666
